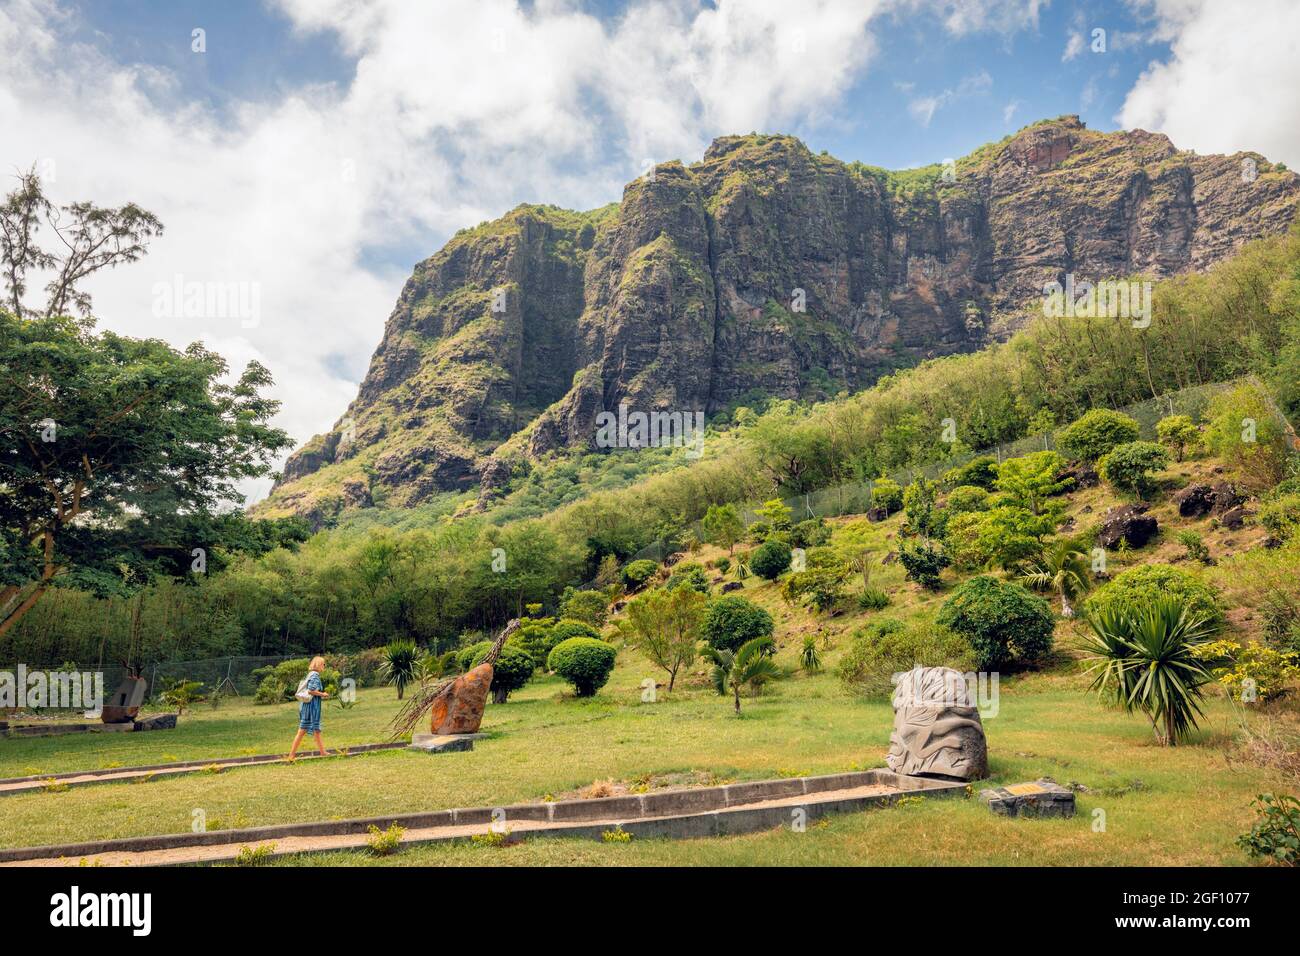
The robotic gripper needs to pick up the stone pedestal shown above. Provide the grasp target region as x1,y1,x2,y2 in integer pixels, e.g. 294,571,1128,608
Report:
408,733,483,754
979,778,1075,817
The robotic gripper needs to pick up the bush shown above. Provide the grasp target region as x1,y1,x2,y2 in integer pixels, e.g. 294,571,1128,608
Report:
552,618,601,643
253,658,342,705
1238,794,1300,866
1204,383,1289,491
944,485,991,514
1195,639,1300,702
665,562,711,594
559,590,608,626
871,477,903,515
936,575,1055,671
344,648,385,688
1259,494,1300,543
903,478,942,537
1098,441,1170,499
751,538,793,580
547,637,617,696
836,619,976,698
1156,414,1200,461
857,587,890,611
513,618,558,669
791,517,832,549
700,595,774,652
458,643,535,703
621,559,659,592
1057,408,1140,463
780,566,846,614
455,641,492,673
942,455,999,491
899,541,950,590
1084,564,1224,632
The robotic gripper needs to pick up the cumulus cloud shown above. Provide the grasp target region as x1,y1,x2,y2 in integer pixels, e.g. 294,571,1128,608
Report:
1119,0,1300,168
906,69,993,127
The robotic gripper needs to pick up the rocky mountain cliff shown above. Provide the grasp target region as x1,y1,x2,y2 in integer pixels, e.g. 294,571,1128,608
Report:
260,116,1300,525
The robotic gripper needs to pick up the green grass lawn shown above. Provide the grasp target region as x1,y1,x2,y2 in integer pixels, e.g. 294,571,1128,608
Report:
0,641,1289,865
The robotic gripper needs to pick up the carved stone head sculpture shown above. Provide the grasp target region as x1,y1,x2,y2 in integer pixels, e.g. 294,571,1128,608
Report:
885,666,989,781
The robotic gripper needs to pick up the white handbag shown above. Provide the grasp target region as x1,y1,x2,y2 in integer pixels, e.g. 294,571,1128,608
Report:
294,673,315,702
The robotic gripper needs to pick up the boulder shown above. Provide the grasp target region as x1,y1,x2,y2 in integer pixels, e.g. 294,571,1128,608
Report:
886,667,989,781
980,777,1075,818
1097,504,1158,550
1056,464,1098,490
1220,505,1249,530
427,663,494,735
1175,481,1244,517
132,713,178,732
720,581,744,593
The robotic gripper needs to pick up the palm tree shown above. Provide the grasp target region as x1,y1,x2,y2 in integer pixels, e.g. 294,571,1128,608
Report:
701,637,780,714
1022,537,1092,616
1080,596,1218,746
377,639,419,699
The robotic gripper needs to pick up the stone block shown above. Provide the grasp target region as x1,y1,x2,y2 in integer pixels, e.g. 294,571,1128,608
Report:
979,778,1075,818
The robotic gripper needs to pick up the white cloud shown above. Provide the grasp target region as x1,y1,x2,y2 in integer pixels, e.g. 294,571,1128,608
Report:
1119,0,1300,168
906,69,993,127
1003,98,1022,124
1062,30,1085,60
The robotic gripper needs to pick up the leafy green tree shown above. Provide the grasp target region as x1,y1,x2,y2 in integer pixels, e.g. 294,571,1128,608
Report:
1155,414,1200,461
1057,409,1140,463
700,594,774,652
0,312,291,638
701,503,745,554
994,451,1069,514
622,586,704,690
1098,441,1170,501
665,561,711,594
701,636,780,714
559,589,608,626
937,575,1055,671
903,478,943,536
461,642,535,703
1081,596,1218,746
1203,383,1289,491
750,539,792,580
620,559,658,592
547,637,616,697
899,540,949,590
941,455,999,491
871,477,904,515
754,498,793,532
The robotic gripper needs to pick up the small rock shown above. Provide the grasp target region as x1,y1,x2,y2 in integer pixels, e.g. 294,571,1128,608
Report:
720,581,744,593
1220,505,1249,530
1097,503,1158,550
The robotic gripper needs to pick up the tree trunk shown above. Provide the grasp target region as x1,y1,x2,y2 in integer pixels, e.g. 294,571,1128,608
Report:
733,684,741,714
493,686,508,705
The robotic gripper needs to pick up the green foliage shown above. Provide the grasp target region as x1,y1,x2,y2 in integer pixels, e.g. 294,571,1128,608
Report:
701,503,745,554
898,540,950,590
790,517,832,549
700,595,774,652
160,679,205,715
1098,441,1170,499
378,640,420,700
1057,409,1140,463
750,539,793,580
513,619,558,669
994,451,1069,514
937,575,1055,671
1177,530,1211,565
1156,414,1200,461
547,637,616,697
1238,794,1300,866
754,498,793,532
871,478,904,515
902,478,942,537
621,559,659,592
366,823,405,857
1204,383,1290,491
1085,564,1224,632
1195,638,1300,702
252,658,342,706
800,634,822,672
700,636,780,713
942,456,999,491
458,643,535,703
781,565,847,614
1020,537,1093,613
1259,494,1300,543
1081,596,1218,745
857,587,890,611
944,485,991,514
559,589,608,627
621,586,704,690
837,619,976,698
665,562,711,594
946,506,1055,572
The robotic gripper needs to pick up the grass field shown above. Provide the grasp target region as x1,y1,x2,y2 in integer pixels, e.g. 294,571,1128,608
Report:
2,455,1295,866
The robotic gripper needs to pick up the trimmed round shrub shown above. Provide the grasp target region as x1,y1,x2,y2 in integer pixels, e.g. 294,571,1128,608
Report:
455,640,491,673
1098,440,1169,498
936,575,1055,671
559,589,608,626
750,538,793,580
547,637,617,697
942,455,999,491
620,559,659,592
1084,564,1223,631
944,484,991,514
1057,408,1140,463
701,595,775,652
552,618,600,643
462,643,536,703
791,517,832,549
665,562,711,594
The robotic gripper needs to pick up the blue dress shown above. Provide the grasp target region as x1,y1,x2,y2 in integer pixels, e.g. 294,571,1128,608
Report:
298,671,323,732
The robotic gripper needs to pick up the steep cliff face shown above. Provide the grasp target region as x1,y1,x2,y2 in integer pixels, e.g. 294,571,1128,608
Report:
261,116,1299,524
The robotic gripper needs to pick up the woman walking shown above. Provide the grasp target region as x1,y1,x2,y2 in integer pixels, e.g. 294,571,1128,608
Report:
289,656,330,760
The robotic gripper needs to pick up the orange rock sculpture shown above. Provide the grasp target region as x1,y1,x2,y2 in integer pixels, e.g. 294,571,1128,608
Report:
427,619,520,735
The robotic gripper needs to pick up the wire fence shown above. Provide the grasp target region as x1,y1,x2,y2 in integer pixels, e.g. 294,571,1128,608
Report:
1,655,300,706
606,375,1294,571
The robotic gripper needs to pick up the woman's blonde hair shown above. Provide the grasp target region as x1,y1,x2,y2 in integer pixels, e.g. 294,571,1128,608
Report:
309,656,326,673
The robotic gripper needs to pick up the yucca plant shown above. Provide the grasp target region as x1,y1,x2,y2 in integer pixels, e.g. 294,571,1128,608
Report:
701,636,779,714
1080,596,1219,746
377,639,419,700
734,552,751,580
1021,537,1092,616
800,635,822,672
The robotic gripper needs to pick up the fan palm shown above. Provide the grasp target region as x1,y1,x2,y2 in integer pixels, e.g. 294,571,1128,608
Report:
701,636,779,714
1021,537,1092,616
1080,596,1218,746
377,639,419,699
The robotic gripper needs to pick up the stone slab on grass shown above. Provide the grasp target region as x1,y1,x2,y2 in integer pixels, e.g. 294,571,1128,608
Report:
979,777,1075,818
408,733,484,754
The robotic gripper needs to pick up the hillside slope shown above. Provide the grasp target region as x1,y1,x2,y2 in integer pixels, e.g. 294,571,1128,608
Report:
261,116,1300,525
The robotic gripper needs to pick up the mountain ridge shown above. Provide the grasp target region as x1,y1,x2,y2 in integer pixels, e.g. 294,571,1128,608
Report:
258,116,1300,526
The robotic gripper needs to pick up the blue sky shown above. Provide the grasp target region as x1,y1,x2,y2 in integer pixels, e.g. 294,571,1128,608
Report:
4,0,1297,500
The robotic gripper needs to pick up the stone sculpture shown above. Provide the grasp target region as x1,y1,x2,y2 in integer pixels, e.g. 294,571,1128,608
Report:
886,666,988,781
